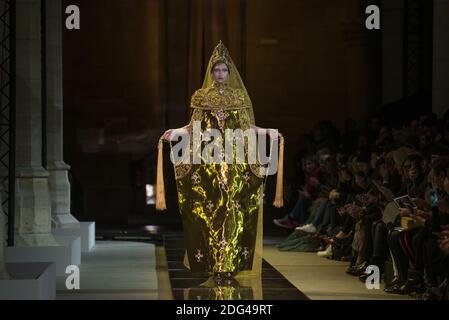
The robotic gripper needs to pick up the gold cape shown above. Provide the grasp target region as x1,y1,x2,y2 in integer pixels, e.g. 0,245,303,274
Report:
156,42,284,278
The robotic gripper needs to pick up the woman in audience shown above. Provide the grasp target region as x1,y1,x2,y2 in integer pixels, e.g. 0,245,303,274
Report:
275,114,449,300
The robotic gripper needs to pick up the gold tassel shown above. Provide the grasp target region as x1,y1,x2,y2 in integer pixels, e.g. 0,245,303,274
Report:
156,138,167,211
273,133,284,208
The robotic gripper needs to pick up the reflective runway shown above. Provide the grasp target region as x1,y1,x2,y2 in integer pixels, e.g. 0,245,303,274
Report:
163,233,309,300
54,228,409,300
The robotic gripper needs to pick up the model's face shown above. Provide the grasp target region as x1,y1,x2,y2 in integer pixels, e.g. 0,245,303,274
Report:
212,63,229,84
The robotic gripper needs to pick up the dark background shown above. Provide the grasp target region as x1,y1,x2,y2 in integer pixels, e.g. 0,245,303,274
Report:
62,0,433,229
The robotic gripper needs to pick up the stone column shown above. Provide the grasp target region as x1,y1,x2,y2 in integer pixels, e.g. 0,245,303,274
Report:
0,192,10,280
15,0,57,246
433,0,449,116
46,0,79,229
0,0,11,279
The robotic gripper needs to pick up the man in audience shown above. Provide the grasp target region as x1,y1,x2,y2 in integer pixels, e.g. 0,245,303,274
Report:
275,113,449,300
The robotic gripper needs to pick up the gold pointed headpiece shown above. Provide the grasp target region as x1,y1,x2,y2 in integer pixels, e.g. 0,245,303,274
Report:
210,40,232,68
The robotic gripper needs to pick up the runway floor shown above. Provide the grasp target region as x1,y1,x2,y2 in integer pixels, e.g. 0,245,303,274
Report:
55,229,414,300
163,232,308,300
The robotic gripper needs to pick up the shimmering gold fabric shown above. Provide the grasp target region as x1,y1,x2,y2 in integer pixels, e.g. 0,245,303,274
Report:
184,278,257,300
173,82,264,274
164,41,265,277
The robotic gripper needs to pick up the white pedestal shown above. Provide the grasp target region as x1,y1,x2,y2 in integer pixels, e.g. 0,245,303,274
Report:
0,262,56,300
5,235,81,276
52,221,95,252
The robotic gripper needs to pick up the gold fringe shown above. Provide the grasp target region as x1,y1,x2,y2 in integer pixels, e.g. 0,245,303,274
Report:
156,138,167,211
273,133,284,208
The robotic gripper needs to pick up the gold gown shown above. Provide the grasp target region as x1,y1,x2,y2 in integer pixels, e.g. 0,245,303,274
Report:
175,81,264,274
156,41,283,278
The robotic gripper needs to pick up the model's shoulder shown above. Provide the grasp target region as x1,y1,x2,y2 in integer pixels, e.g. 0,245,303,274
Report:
191,88,206,98
233,87,243,93
232,88,247,98
190,88,206,107
232,88,250,103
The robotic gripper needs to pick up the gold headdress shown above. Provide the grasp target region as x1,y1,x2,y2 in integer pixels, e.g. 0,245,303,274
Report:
209,40,232,69
202,41,255,124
